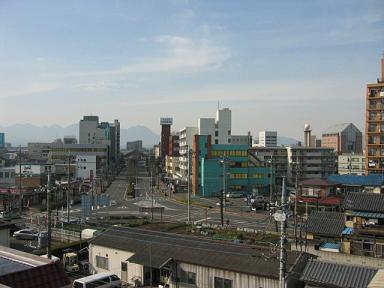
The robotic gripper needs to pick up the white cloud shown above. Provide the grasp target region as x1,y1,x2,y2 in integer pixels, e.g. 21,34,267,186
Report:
0,83,61,99
62,35,230,77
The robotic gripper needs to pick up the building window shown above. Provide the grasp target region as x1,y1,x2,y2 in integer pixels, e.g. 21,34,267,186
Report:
214,277,232,288
96,255,109,270
121,262,127,272
187,272,196,285
215,131,219,137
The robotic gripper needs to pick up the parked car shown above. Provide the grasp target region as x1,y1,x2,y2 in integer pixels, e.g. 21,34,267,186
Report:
13,229,39,240
226,192,244,198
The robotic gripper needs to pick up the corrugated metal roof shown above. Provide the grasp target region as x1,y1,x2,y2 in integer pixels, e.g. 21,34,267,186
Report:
351,211,384,219
91,227,301,279
343,192,384,213
306,212,345,237
301,259,378,288
328,174,384,187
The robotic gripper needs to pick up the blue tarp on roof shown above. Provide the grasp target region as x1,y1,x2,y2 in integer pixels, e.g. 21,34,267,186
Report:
320,242,341,250
327,174,384,187
342,227,354,235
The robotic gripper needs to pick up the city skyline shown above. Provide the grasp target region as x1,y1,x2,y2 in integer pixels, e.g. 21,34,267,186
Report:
0,0,383,139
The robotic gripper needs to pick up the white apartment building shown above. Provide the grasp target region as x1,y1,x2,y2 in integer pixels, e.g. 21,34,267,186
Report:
338,154,365,175
258,131,277,147
198,108,231,145
76,155,97,180
177,126,198,182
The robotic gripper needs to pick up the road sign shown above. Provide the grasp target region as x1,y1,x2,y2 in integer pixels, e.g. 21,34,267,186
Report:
273,211,287,222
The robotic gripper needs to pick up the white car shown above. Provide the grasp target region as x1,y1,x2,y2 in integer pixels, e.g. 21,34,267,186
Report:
13,229,39,240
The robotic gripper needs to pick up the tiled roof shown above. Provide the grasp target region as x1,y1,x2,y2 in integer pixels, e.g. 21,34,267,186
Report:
301,259,377,288
343,192,384,213
328,174,384,187
306,211,345,237
91,227,302,279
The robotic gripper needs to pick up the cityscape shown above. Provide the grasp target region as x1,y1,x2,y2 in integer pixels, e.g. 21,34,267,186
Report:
0,1,384,288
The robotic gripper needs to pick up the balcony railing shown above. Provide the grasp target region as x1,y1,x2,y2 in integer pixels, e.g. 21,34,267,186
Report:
356,225,384,237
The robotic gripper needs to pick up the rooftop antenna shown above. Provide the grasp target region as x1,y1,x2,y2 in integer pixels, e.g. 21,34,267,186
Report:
217,101,220,110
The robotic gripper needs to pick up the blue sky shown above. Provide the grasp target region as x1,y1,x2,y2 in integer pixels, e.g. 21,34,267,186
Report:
0,0,383,140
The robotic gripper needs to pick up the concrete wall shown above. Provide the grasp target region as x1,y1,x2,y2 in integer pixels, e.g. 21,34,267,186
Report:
174,262,279,288
89,244,143,286
0,228,10,247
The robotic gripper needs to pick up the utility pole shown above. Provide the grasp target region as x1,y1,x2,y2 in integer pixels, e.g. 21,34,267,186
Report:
47,171,52,259
269,156,273,203
279,176,287,288
151,170,154,221
19,145,22,215
187,145,191,224
220,158,226,226
294,155,299,247
67,154,70,223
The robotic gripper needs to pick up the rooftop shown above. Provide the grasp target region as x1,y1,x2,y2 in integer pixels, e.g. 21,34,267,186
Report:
90,227,302,279
0,246,69,288
306,211,345,237
328,174,384,187
343,192,384,213
301,259,377,288
322,123,360,135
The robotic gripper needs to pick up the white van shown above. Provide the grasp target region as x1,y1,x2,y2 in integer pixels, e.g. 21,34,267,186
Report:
72,272,121,288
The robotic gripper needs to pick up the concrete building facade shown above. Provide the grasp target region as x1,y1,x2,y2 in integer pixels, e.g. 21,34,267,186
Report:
198,108,232,145
126,140,143,151
177,126,198,182
338,154,365,175
79,116,120,163
27,142,52,162
366,55,384,174
287,147,337,185
258,131,277,147
322,123,362,154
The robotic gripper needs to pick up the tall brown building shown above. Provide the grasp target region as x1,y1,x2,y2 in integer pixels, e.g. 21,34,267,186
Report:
168,134,179,157
160,117,173,160
321,123,362,154
366,54,384,174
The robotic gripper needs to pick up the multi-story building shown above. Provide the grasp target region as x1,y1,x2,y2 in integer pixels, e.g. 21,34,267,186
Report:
322,123,363,154
0,133,4,149
177,126,198,182
230,133,252,146
338,154,365,175
258,131,277,147
366,55,384,174
63,136,77,144
0,167,15,188
160,117,172,160
198,108,232,145
168,134,179,157
249,147,288,188
192,135,270,197
79,116,120,163
27,142,52,162
126,140,143,151
286,147,337,185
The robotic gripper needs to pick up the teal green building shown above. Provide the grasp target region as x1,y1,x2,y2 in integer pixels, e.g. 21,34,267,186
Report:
192,135,271,197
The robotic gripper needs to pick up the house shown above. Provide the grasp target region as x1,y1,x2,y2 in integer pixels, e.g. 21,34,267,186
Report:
0,246,70,288
343,192,384,258
327,174,383,194
89,227,310,288
300,259,377,288
296,179,342,212
305,211,345,253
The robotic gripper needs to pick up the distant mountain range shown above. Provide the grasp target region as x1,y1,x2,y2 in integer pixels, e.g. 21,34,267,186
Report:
0,124,160,147
0,123,299,148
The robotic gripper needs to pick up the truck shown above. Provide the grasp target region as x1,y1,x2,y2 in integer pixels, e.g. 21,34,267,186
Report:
62,249,80,273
